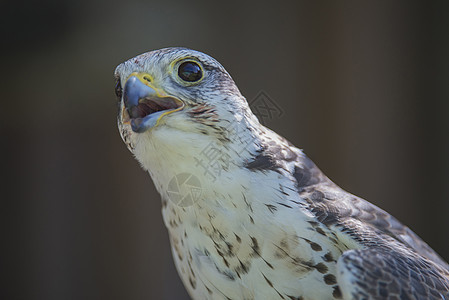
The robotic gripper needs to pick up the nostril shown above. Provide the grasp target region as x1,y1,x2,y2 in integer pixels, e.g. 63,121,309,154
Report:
143,76,152,83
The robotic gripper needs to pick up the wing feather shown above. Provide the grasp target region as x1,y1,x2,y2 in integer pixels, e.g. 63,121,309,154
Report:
337,246,449,299
295,154,449,268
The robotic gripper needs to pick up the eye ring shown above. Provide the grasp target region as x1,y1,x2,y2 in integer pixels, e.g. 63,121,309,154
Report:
115,78,122,98
177,61,203,83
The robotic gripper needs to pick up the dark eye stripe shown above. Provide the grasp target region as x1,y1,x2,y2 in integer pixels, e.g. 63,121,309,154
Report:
178,61,203,82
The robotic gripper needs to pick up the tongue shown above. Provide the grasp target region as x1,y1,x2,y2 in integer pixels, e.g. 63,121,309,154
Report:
128,101,167,119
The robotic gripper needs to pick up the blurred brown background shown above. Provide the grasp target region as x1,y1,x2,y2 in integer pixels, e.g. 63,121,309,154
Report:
2,1,449,299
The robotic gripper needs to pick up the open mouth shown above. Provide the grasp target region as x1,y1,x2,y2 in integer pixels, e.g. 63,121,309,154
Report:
124,96,184,133
127,96,184,120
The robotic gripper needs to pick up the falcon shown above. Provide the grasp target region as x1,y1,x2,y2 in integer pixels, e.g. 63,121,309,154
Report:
114,47,449,299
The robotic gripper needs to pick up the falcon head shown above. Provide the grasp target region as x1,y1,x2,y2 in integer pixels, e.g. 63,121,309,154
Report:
114,47,259,155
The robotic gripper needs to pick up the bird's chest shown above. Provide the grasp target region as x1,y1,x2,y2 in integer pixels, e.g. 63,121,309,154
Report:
162,197,348,300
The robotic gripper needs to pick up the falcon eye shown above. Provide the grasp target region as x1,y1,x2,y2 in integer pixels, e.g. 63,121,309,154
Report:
178,61,203,82
115,78,123,98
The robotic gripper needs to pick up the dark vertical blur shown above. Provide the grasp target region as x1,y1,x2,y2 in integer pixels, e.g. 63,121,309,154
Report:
1,1,448,299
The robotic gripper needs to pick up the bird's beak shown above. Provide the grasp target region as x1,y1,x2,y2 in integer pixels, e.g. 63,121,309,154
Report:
122,72,184,133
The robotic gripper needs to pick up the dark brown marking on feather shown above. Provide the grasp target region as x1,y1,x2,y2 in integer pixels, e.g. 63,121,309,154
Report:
279,238,289,252
289,199,301,205
249,215,254,224
262,273,274,287
234,233,241,243
245,152,281,172
333,286,342,299
307,221,327,236
189,108,209,115
214,264,235,281
273,244,314,274
329,237,339,245
226,242,233,254
274,246,288,259
187,261,196,279
314,262,329,274
251,236,260,255
262,273,286,299
205,286,213,295
169,219,178,228
266,204,277,213
262,273,285,299
308,221,319,227
265,260,274,269
173,240,183,261
246,237,273,268
316,227,327,236
237,258,249,274
242,194,253,213
277,291,286,299
219,231,227,241
303,238,323,251
323,252,335,262
324,274,337,285
189,276,196,289
216,248,224,258
274,242,290,259
223,257,230,267
277,202,293,209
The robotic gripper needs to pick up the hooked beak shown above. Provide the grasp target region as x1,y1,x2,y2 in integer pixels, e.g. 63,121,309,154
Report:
122,72,184,133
